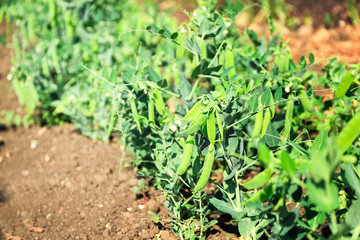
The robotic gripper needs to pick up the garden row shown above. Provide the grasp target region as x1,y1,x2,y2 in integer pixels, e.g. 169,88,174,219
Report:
1,0,360,239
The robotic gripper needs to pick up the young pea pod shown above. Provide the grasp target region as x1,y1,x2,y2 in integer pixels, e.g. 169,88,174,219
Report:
176,35,184,60
194,144,215,191
225,47,236,79
282,94,294,139
129,93,142,134
215,110,224,141
148,97,155,123
336,111,360,154
41,57,50,77
260,108,271,139
64,10,74,40
183,100,204,122
252,101,263,139
182,111,208,135
299,89,314,112
269,94,276,118
207,111,216,144
48,0,57,28
335,70,356,99
176,135,195,175
50,43,61,72
153,89,166,116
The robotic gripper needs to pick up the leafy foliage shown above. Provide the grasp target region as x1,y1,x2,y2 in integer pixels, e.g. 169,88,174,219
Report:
3,0,360,239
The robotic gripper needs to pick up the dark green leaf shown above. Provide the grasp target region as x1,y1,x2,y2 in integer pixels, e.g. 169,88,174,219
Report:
312,131,328,152
274,87,283,102
346,198,360,228
209,198,244,220
261,123,280,147
261,88,271,106
280,150,296,176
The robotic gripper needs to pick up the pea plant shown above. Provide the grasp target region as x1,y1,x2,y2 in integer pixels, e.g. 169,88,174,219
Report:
108,4,360,239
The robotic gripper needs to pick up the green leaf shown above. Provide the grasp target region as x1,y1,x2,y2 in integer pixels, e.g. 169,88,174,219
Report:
13,114,22,126
274,87,283,102
5,110,14,126
242,169,272,189
261,123,280,147
258,142,270,166
346,199,360,228
148,211,160,223
344,163,360,197
209,198,244,220
280,150,296,177
261,88,271,106
309,53,314,64
306,180,339,213
110,69,117,83
312,131,328,152
146,66,160,82
237,218,257,238
248,94,258,113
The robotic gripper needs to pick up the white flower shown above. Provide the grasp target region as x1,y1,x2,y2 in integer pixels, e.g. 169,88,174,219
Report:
202,6,207,11
170,124,177,132
175,119,182,126
7,74,13,81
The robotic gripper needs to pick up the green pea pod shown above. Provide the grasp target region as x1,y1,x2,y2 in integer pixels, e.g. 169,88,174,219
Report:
50,44,61,72
130,93,142,134
176,135,195,175
173,64,180,85
260,108,271,139
207,111,216,144
176,35,184,60
219,53,225,66
283,95,294,139
148,97,155,123
335,70,355,99
225,47,236,79
154,89,166,116
200,40,207,59
49,0,57,28
244,182,273,205
299,89,314,112
252,109,263,139
183,100,204,122
336,111,360,154
242,169,272,189
64,11,74,40
194,144,215,191
215,110,223,141
182,111,208,135
41,56,50,77
269,94,276,118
